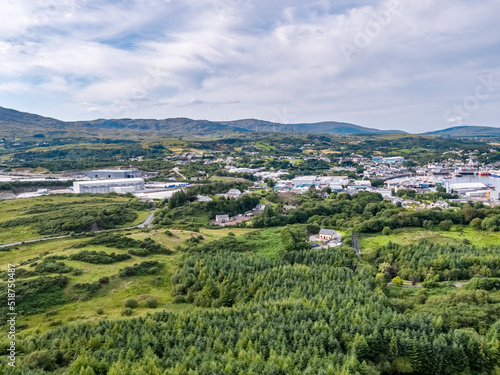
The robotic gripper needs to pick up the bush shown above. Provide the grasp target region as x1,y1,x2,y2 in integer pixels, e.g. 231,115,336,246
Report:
173,295,186,304
423,220,433,230
121,308,133,316
96,308,104,315
146,298,158,308
72,269,83,276
165,230,174,236
99,276,110,284
24,350,56,371
382,227,392,236
73,282,101,295
392,276,404,287
119,261,164,277
125,299,138,308
439,220,453,231
69,250,131,264
467,277,500,291
470,217,483,231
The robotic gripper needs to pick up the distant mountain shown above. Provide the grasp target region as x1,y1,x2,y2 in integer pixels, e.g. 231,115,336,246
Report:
426,125,500,136
0,106,64,128
0,105,404,136
220,119,406,135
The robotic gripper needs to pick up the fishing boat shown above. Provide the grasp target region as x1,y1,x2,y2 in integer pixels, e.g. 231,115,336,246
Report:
491,170,500,178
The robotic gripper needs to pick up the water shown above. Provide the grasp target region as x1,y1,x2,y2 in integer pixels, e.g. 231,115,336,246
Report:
448,175,500,188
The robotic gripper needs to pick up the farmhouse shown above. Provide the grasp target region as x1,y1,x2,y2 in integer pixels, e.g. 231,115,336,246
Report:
318,229,336,241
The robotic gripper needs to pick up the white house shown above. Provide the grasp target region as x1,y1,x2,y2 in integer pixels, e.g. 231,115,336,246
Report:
318,229,337,241
225,189,242,199
215,215,230,223
429,200,450,209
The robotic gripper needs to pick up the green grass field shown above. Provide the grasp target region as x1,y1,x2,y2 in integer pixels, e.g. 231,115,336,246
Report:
0,225,261,336
209,176,253,183
360,225,500,259
0,195,151,244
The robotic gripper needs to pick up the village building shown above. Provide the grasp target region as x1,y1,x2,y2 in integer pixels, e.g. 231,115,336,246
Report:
215,215,230,223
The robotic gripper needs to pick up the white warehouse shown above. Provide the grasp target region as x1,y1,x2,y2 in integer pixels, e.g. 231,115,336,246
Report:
73,178,145,194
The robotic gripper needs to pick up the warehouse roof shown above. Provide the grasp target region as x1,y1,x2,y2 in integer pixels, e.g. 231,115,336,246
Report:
74,178,144,186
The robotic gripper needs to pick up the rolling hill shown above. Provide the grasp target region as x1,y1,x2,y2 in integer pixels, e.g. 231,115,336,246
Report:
0,106,404,137
426,125,500,136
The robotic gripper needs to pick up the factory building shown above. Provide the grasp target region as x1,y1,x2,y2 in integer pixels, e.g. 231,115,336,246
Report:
85,169,141,179
73,178,145,194
372,156,405,163
447,182,488,194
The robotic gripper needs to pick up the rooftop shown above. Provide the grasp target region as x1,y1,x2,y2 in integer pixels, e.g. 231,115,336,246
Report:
319,229,336,236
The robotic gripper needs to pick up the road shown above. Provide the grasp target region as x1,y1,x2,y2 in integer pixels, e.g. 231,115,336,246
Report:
352,234,362,258
138,212,154,228
0,212,155,249
388,282,469,288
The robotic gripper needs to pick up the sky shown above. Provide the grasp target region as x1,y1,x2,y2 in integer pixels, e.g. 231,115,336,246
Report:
0,0,499,132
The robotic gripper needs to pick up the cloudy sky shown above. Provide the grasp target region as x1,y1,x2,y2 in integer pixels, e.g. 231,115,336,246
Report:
1,0,499,132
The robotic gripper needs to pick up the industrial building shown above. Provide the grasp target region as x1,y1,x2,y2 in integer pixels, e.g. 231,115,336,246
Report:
85,169,141,179
447,182,488,194
73,178,145,194
372,156,405,163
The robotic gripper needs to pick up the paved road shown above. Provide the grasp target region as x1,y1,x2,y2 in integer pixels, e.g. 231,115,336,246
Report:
0,212,155,249
388,282,469,288
352,234,362,258
138,212,154,228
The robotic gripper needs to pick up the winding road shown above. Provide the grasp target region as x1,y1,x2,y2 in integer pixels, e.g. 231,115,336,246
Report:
0,212,155,249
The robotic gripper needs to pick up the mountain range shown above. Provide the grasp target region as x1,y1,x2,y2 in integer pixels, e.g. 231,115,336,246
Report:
425,125,500,136
0,106,498,137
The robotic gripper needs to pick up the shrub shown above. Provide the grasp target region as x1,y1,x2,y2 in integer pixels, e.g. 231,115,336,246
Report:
96,308,104,315
24,350,56,371
119,261,164,277
439,220,453,231
392,276,404,287
99,276,110,284
382,227,392,236
173,295,186,304
467,277,500,291
73,282,101,295
146,298,158,308
121,308,133,316
125,299,138,308
470,217,483,231
69,250,131,264
34,260,72,275
72,269,83,276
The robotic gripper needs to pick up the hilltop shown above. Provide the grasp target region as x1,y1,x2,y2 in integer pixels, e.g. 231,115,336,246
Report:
0,106,403,136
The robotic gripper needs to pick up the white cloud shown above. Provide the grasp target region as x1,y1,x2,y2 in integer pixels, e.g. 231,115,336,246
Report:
0,0,499,131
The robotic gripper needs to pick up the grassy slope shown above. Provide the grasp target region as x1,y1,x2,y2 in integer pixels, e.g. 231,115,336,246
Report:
360,225,500,254
0,195,151,244
0,227,258,336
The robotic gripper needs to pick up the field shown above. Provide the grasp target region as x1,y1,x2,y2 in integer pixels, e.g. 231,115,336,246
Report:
360,225,500,257
0,195,151,244
0,222,262,335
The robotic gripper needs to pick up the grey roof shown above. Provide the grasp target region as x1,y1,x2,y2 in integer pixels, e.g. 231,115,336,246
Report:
319,229,336,235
